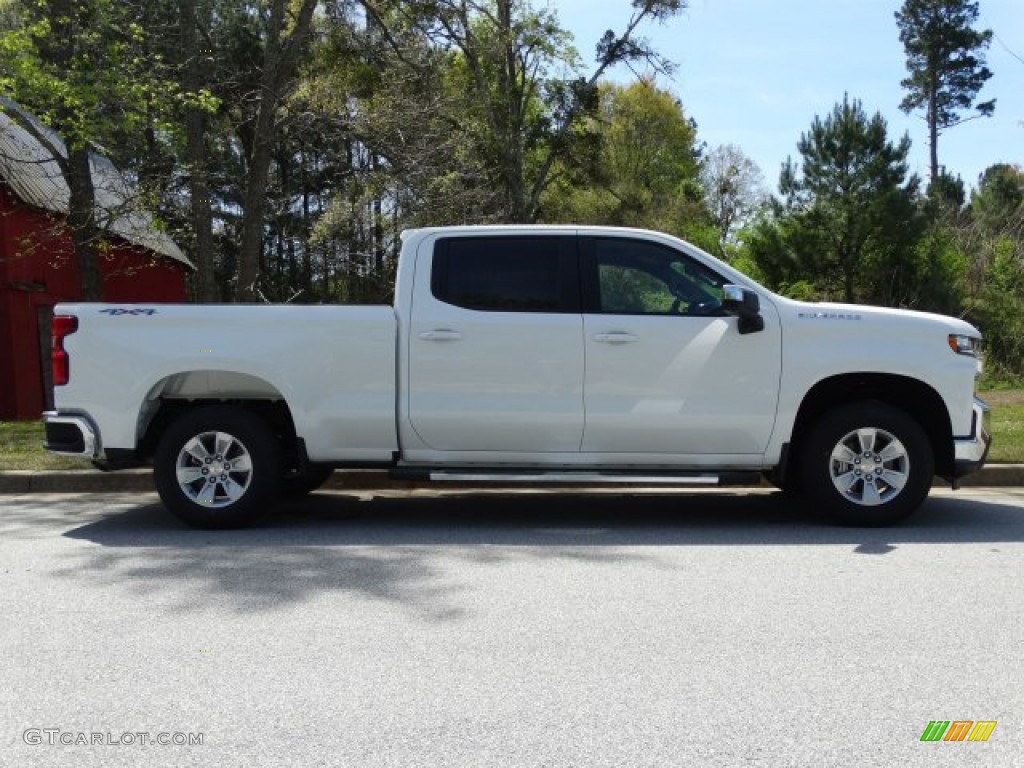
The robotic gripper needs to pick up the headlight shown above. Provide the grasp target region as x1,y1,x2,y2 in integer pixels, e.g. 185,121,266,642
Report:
948,334,981,357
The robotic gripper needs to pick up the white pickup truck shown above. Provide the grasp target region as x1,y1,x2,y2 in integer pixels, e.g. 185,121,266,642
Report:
43,225,990,528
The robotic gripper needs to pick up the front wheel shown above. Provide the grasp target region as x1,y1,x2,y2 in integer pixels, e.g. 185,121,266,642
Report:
799,402,933,526
154,406,282,529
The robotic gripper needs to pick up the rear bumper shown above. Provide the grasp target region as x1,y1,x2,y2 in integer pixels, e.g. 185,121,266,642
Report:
42,411,100,459
951,397,991,478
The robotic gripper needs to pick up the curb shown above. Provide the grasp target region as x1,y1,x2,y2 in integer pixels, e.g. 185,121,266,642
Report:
2,465,1022,494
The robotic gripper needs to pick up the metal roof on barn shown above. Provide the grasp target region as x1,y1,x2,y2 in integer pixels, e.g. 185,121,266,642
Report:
0,99,193,268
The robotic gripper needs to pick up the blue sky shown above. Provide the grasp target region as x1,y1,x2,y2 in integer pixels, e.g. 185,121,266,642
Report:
554,0,1023,194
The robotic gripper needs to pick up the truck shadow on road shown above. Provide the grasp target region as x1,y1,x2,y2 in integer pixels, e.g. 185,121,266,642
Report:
38,489,1024,618
61,488,1024,549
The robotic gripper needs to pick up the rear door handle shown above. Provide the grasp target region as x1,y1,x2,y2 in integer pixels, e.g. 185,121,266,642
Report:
419,329,463,341
593,332,638,344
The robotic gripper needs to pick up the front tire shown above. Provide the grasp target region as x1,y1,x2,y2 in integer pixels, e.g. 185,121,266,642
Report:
154,406,282,529
800,402,933,526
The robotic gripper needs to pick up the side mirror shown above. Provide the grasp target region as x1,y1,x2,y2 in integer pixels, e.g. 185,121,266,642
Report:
722,285,764,335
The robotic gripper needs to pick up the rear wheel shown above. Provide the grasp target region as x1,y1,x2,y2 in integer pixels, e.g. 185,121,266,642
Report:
154,406,282,529
800,402,933,526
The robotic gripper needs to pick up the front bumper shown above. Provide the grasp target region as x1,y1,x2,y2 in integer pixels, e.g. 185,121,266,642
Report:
952,397,991,478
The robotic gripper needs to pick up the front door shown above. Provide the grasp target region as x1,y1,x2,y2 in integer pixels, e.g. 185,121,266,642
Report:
580,236,781,458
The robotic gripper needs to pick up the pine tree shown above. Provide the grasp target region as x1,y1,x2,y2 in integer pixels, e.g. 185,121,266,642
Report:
895,0,995,187
750,96,922,304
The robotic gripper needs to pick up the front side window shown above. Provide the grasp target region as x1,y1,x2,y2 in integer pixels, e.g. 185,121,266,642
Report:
589,238,727,316
432,236,575,312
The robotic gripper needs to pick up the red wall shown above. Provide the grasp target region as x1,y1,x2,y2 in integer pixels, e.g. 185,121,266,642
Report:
0,185,188,419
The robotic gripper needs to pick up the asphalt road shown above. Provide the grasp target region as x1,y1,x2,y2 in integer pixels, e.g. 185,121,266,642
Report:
1,487,1022,768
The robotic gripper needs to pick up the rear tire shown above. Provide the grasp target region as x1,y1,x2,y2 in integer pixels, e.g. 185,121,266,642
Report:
154,406,282,529
799,402,933,526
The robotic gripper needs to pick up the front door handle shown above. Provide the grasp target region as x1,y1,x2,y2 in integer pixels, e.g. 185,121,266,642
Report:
419,329,463,341
593,332,638,344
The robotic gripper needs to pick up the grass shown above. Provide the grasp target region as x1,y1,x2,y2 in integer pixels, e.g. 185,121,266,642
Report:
977,390,1024,464
1,390,1022,470
0,420,86,471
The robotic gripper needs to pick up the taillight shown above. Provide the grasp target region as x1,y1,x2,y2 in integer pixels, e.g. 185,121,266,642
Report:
52,315,78,386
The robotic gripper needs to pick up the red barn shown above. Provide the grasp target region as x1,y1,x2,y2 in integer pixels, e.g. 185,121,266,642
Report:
0,102,192,420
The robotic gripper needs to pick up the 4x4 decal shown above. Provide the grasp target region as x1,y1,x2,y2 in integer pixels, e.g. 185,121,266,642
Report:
99,308,157,316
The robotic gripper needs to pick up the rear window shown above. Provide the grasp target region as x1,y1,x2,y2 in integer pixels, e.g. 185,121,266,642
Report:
431,236,575,312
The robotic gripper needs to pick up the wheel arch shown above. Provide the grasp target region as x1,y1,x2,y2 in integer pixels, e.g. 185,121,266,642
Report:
785,373,953,485
136,371,302,469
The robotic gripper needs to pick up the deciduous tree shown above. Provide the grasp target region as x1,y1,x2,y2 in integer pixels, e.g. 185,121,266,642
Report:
360,0,686,223
0,0,182,299
700,143,767,256
544,79,711,244
234,0,319,301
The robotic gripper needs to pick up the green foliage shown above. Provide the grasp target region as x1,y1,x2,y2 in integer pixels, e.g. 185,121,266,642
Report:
971,164,1024,232
973,237,1024,375
978,373,1024,391
723,232,767,284
750,95,922,304
0,0,183,152
960,165,1024,375
904,226,967,314
543,79,711,238
286,1,690,302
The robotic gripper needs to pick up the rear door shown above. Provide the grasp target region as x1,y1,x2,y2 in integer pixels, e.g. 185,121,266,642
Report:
406,234,584,453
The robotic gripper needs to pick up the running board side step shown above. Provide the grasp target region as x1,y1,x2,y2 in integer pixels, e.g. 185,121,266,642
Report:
391,469,761,486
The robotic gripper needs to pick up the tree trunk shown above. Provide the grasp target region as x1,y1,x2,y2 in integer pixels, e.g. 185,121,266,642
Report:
66,147,102,301
181,0,218,302
928,70,939,187
301,152,313,298
38,0,101,300
234,0,318,302
497,0,526,222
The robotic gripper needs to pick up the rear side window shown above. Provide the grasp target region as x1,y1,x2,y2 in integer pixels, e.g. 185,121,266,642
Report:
431,236,578,312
